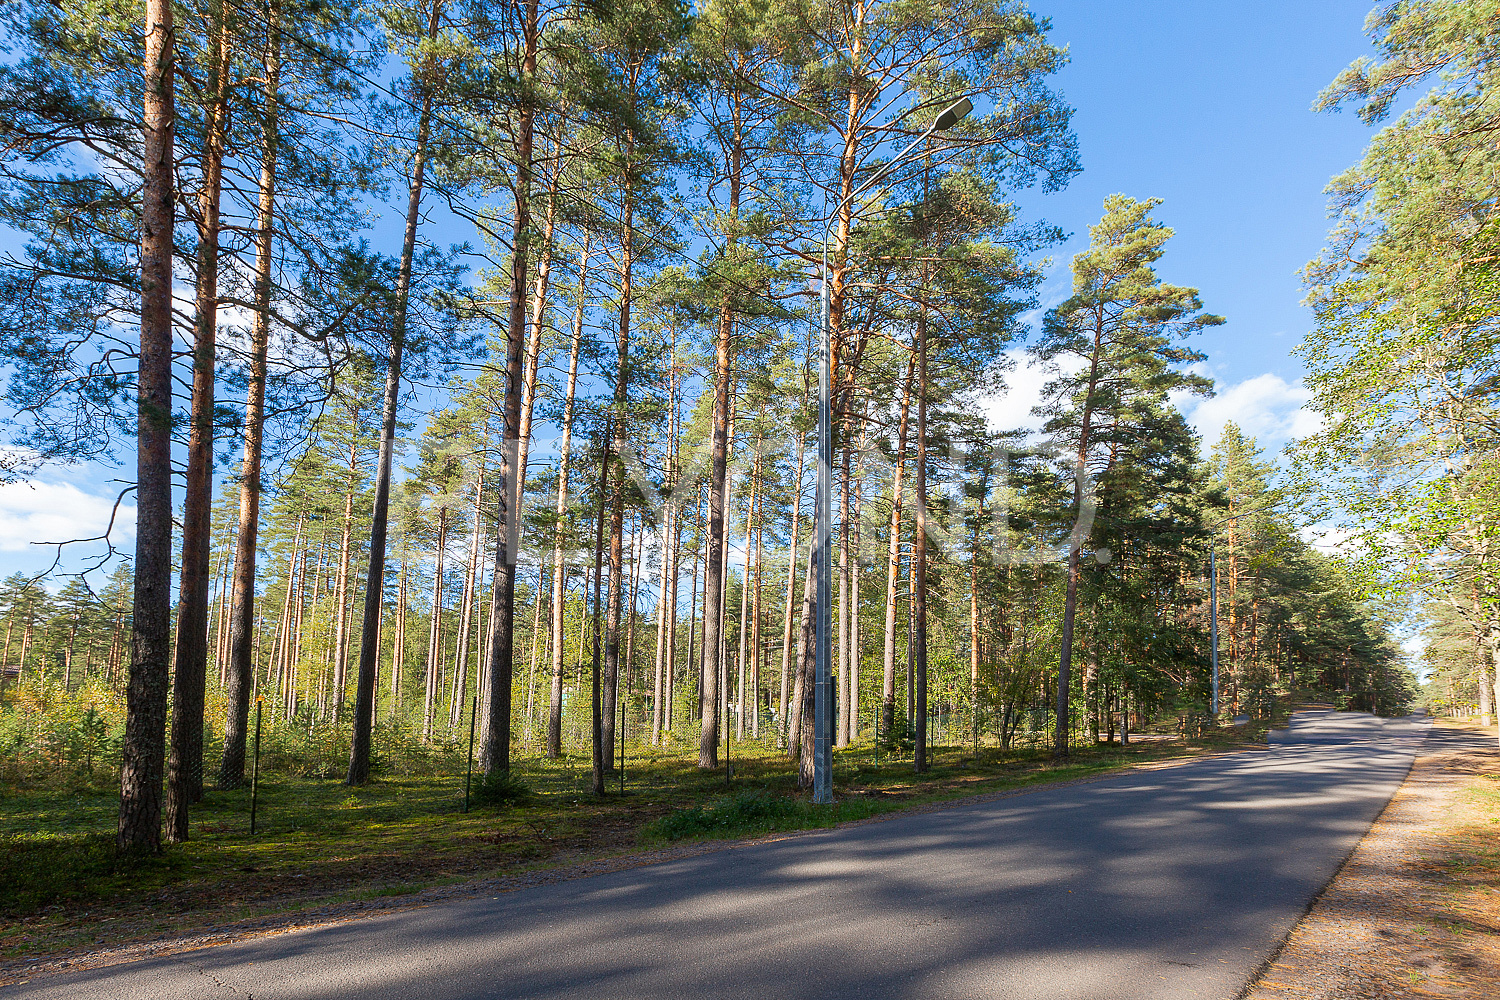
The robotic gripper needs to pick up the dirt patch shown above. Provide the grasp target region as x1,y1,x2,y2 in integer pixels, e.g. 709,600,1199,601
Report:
1243,724,1500,1000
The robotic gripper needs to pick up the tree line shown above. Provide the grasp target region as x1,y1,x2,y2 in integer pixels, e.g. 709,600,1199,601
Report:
0,0,1417,853
1294,1,1499,738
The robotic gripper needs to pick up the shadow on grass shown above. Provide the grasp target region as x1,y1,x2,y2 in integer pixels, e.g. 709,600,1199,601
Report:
643,790,892,844
1,833,191,915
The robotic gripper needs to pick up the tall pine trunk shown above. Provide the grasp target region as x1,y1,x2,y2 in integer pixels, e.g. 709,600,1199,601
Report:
779,428,804,742
120,0,175,851
699,319,731,768
547,243,588,756
481,9,538,779
347,77,434,785
330,457,356,720
913,301,929,773
589,430,611,793
750,461,764,741
1056,319,1104,757
219,6,279,789
604,166,634,772
423,508,448,738
449,457,484,728
165,2,229,842
735,451,758,740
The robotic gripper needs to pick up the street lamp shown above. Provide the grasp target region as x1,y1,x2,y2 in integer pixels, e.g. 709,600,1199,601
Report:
1210,544,1219,717
814,97,973,804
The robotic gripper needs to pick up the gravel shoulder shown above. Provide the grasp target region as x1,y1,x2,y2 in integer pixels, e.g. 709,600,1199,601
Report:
1243,722,1500,1000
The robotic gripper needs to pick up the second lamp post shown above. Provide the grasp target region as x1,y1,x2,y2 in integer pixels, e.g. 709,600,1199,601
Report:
813,97,972,804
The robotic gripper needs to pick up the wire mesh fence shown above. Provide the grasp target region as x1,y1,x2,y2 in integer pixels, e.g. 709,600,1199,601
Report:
0,667,1146,846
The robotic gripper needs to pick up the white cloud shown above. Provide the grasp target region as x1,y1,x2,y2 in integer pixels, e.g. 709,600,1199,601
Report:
978,363,1326,460
0,480,136,553
1298,522,1353,556
976,349,1081,436
1179,372,1322,450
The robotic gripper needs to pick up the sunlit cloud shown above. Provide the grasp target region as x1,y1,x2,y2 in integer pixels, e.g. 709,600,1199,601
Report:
1180,372,1322,450
0,480,136,554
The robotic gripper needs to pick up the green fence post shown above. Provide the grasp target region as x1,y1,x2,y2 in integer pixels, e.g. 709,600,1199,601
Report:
250,697,263,835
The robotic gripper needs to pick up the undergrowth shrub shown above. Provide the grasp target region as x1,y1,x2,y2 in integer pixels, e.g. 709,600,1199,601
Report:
471,771,533,807
0,680,124,786
645,790,880,843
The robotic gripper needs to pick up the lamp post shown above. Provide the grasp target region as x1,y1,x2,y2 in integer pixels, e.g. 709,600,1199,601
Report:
1210,545,1219,718
814,97,972,804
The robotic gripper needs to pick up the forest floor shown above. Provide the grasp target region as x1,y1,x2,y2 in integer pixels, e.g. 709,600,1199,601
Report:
0,725,1262,980
1243,718,1500,1000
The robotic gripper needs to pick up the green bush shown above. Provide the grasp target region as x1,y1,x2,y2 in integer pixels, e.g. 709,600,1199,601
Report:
645,790,860,842
471,770,533,807
0,680,125,786
877,714,916,753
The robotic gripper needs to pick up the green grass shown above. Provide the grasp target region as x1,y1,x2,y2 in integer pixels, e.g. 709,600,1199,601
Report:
644,789,889,842
0,730,1251,965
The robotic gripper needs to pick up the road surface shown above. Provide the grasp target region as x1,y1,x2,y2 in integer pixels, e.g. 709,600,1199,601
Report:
7,711,1429,999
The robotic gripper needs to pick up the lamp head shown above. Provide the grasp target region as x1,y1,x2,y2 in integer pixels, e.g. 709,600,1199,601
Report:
934,97,973,131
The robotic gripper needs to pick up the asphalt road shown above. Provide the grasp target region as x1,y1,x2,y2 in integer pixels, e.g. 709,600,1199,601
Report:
9,711,1429,1000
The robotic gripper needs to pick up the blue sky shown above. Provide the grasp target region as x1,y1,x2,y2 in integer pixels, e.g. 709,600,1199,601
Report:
984,0,1379,452
0,1,1385,580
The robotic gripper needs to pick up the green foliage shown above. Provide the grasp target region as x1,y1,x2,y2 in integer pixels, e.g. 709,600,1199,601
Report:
878,713,916,753
644,789,882,842
0,680,125,787
471,771,534,807
0,832,177,916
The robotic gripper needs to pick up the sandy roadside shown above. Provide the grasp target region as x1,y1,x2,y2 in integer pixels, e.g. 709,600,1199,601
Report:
1242,723,1500,1000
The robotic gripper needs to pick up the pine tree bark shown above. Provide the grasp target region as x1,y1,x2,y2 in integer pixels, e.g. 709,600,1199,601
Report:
699,324,732,769
914,301,930,773
523,564,547,745
625,519,641,694
165,2,229,841
330,460,356,721
423,507,448,739
347,70,435,785
219,6,278,789
481,5,539,779
970,507,982,752
603,211,634,773
793,544,817,786
663,429,684,737
590,430,611,794
514,145,560,505
686,497,702,716
650,500,671,744
449,456,484,728
779,429,804,743
735,450,758,740
392,553,407,720
119,0,176,852
547,242,588,756
1056,317,1105,757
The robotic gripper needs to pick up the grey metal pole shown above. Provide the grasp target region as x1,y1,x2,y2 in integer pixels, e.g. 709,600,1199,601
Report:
811,97,972,805
1210,545,1219,719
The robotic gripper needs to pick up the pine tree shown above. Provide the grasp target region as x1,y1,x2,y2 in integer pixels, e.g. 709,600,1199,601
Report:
1033,195,1220,755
